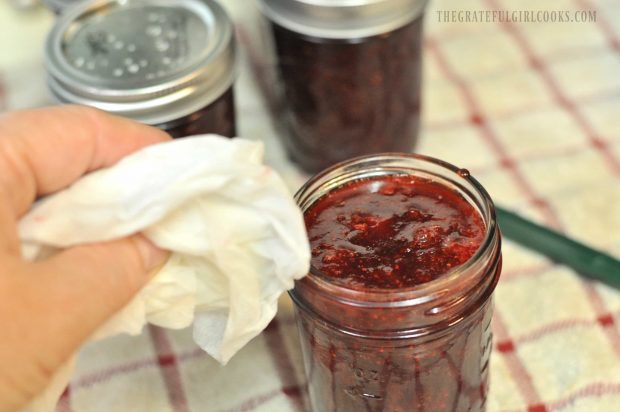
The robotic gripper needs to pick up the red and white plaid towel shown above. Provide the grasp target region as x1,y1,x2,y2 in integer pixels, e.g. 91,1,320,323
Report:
1,0,620,410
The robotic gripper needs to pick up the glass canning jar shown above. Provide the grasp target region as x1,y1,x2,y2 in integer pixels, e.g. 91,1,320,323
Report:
44,0,237,138
258,0,428,173
292,154,502,412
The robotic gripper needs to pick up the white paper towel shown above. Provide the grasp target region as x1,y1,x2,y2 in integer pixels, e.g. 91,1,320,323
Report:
18,135,311,411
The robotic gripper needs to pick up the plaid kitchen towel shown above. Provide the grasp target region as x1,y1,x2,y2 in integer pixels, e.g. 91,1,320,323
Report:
1,0,620,411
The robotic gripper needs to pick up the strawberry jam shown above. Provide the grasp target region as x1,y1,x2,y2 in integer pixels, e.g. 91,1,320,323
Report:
305,175,485,290
291,155,502,412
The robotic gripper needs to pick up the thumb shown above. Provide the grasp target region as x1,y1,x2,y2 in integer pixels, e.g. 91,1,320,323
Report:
1,235,168,410
23,235,168,372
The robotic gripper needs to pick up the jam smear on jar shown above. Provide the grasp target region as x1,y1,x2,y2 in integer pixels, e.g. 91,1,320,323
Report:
305,174,485,289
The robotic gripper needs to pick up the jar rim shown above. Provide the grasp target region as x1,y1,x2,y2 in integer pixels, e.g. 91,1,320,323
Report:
258,0,428,40
294,152,501,308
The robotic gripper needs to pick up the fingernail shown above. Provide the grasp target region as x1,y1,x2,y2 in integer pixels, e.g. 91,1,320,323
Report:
134,235,169,271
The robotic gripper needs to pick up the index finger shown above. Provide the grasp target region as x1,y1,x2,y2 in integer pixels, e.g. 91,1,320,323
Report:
0,105,170,217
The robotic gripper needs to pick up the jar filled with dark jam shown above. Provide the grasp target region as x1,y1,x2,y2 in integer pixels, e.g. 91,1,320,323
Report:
293,154,502,412
45,0,237,138
258,0,427,172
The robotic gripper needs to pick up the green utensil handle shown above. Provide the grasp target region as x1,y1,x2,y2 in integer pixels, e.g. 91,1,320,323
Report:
495,206,620,288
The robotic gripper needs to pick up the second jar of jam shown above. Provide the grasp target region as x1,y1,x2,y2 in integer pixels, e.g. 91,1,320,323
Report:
292,154,502,411
259,0,428,172
45,0,237,138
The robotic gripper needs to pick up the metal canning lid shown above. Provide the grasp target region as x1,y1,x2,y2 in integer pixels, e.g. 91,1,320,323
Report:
45,0,236,125
258,0,428,39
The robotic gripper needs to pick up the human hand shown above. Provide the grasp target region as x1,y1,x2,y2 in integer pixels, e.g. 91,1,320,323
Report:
0,106,170,411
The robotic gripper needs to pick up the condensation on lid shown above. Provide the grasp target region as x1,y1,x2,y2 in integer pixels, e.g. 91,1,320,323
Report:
45,0,236,125
258,0,428,39
61,6,210,85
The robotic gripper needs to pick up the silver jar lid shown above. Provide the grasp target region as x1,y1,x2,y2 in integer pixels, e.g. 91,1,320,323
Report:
45,0,236,125
258,0,428,39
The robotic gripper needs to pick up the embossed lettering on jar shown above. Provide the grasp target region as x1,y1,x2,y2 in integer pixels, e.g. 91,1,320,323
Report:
45,0,237,138
259,0,428,172
292,154,502,412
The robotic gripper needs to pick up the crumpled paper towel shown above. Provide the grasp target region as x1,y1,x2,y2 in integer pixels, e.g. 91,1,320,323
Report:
17,135,311,412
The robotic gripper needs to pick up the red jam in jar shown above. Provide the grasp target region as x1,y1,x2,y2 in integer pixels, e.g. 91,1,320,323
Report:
306,175,485,289
292,154,502,412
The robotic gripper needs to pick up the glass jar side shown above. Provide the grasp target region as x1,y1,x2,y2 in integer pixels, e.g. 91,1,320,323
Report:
294,299,494,412
270,16,425,173
157,86,237,138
